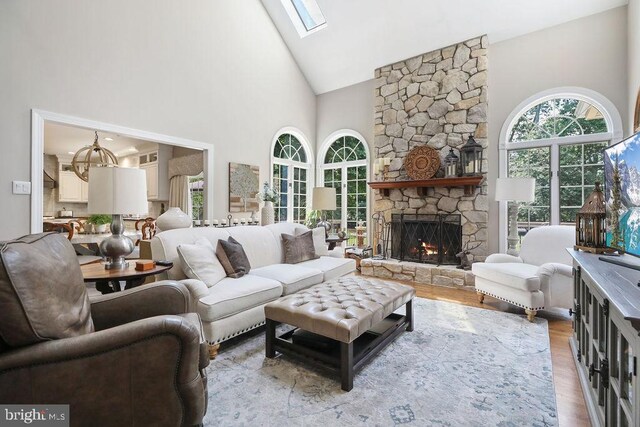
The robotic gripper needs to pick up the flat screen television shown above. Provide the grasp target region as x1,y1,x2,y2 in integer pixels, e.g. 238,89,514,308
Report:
604,131,640,264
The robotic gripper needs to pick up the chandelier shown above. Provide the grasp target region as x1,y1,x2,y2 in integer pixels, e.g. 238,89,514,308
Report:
72,131,118,182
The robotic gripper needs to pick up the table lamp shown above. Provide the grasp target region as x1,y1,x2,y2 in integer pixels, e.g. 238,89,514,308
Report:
312,187,337,237
495,177,536,256
88,167,148,269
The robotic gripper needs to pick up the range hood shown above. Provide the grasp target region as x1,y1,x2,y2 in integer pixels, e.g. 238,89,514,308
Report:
43,170,56,189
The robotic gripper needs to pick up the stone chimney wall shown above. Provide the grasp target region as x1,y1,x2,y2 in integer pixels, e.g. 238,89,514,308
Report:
373,36,489,260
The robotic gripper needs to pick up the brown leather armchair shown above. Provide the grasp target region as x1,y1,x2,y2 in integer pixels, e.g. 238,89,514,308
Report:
0,233,209,426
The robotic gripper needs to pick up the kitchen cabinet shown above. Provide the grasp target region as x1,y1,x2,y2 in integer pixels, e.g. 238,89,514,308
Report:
58,170,88,203
139,146,170,201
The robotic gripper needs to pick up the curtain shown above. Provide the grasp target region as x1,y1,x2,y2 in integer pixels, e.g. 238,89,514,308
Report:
168,153,203,179
169,175,191,216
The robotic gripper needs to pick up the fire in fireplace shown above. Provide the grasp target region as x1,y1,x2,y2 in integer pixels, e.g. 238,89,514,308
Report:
390,213,462,265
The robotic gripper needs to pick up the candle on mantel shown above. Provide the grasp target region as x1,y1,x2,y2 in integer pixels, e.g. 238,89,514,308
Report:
383,157,391,166
373,162,379,175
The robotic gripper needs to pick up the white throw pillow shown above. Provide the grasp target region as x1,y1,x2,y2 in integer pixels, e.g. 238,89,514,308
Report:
177,238,226,287
296,227,329,256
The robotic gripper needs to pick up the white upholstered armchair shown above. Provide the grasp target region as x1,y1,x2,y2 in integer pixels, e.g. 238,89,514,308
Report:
472,225,575,321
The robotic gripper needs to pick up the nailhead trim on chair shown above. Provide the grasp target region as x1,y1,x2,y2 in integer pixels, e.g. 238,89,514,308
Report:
477,290,545,311
208,320,266,345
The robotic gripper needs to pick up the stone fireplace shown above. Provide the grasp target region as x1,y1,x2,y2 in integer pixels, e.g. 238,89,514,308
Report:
390,213,461,265
372,35,489,264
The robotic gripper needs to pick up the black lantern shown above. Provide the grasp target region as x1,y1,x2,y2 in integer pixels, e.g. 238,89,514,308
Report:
575,182,609,253
460,136,483,176
444,148,459,178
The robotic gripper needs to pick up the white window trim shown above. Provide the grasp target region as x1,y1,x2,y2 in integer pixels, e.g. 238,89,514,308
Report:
498,87,623,252
269,127,314,223
280,0,328,38
31,109,214,233
317,129,370,237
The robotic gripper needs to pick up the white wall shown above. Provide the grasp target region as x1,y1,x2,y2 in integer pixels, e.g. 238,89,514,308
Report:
316,79,375,153
630,0,640,132
487,6,629,253
0,0,316,239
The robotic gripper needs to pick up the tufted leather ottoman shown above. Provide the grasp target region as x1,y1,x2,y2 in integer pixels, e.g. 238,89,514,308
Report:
264,276,415,391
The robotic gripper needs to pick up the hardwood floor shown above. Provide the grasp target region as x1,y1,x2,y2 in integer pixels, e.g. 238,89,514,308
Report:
398,282,590,427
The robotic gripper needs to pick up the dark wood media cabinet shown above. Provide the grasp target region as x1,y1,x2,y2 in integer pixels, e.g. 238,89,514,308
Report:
570,249,640,426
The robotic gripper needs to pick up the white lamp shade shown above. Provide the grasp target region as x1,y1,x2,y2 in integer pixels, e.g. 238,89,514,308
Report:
311,187,337,210
495,177,536,202
88,167,148,215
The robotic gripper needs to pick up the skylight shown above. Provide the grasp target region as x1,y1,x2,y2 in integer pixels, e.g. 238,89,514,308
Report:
281,0,327,38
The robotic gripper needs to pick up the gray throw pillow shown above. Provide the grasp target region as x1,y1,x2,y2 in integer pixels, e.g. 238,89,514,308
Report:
281,230,319,264
215,236,251,278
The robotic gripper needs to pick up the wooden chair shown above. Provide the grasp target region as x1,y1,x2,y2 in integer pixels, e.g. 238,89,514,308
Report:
68,219,86,234
43,222,74,240
135,217,157,246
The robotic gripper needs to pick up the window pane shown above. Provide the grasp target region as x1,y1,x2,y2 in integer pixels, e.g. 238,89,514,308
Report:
509,98,609,143
507,147,551,230
560,144,581,166
274,133,307,162
584,165,604,184
560,187,582,207
558,142,607,224
347,167,357,180
324,136,367,164
290,0,327,32
584,142,606,164
559,166,582,186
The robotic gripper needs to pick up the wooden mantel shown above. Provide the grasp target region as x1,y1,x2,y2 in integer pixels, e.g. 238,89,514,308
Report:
368,176,484,197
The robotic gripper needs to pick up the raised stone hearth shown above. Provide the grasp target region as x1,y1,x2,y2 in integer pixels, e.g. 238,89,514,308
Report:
373,36,489,262
360,258,474,290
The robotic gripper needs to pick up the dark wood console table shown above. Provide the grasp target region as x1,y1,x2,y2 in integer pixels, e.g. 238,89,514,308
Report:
569,249,640,426
81,261,172,294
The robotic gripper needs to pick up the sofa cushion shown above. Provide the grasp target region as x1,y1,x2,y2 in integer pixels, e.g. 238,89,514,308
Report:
0,233,94,347
281,230,319,264
226,226,281,268
197,275,282,322
296,227,329,256
297,256,356,281
472,262,541,292
216,236,251,278
177,238,226,287
250,264,323,295
151,227,232,281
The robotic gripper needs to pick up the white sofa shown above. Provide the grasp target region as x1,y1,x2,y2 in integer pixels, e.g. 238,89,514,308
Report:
150,222,356,351
471,225,574,322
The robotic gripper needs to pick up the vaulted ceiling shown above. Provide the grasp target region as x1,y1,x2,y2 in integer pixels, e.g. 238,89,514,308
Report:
261,0,628,94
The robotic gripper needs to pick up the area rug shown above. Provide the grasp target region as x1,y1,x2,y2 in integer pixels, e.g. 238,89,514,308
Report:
204,298,558,426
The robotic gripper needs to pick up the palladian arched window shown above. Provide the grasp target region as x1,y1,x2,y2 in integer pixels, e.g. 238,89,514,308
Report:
319,133,369,242
271,132,311,223
501,93,620,245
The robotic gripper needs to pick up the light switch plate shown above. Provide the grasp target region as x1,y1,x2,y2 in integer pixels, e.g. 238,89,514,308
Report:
12,181,31,195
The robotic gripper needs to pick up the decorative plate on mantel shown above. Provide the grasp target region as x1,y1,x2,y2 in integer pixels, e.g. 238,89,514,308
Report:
404,146,441,180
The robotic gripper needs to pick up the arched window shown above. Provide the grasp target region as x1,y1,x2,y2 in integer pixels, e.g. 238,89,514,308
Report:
271,130,312,223
500,90,622,250
319,132,369,243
